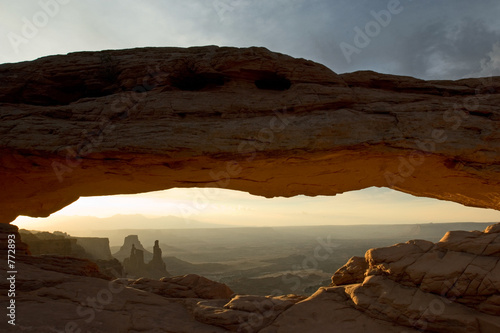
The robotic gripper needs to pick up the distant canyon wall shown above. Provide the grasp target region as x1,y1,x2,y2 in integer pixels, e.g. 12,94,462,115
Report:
19,229,113,260
74,237,113,260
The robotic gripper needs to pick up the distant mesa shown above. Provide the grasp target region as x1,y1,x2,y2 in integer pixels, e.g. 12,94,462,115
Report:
19,229,113,260
113,234,153,262
18,229,123,278
121,236,170,279
18,230,170,280
73,236,113,260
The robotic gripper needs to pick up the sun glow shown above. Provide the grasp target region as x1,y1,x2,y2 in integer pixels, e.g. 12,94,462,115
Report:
13,187,500,232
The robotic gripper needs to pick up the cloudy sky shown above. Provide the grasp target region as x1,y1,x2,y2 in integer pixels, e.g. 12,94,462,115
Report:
4,0,500,230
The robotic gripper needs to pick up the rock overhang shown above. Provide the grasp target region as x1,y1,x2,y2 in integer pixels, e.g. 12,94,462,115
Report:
1,45,499,223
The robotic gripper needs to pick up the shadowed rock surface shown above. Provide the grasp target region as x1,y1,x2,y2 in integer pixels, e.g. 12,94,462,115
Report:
1,46,500,223
127,274,233,299
0,223,29,255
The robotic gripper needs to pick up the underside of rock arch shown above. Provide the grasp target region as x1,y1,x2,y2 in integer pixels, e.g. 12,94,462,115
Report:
1,45,500,223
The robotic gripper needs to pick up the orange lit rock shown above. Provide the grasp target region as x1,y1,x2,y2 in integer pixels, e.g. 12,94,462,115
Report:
1,46,499,223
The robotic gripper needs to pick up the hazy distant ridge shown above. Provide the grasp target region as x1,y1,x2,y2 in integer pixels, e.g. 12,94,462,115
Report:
38,214,235,232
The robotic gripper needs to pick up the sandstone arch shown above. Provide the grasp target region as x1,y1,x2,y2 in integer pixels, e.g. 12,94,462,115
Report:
1,46,499,224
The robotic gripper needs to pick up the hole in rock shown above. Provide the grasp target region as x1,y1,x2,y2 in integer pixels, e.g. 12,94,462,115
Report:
170,72,227,91
254,73,291,90
13,187,500,297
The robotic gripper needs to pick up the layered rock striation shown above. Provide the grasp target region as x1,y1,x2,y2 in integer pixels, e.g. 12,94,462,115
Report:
1,46,499,223
303,223,500,333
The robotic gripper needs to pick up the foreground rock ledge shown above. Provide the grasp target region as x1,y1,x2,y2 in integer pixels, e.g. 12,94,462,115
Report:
1,46,500,222
1,223,499,332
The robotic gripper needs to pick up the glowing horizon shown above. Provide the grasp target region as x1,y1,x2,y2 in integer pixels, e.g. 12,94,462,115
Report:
13,187,500,232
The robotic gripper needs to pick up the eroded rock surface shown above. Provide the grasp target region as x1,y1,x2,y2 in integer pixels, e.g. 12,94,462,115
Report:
127,274,233,299
1,46,500,223
312,222,500,333
0,257,229,333
193,294,305,332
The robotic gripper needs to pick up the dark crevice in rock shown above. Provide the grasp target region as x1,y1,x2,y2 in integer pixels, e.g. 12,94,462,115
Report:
170,72,228,91
469,110,494,119
255,73,291,91
0,74,122,106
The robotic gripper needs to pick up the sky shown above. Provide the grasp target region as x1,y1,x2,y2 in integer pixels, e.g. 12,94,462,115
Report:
3,0,500,230
12,187,500,232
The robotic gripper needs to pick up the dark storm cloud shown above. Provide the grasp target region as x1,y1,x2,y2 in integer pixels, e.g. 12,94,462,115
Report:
2,0,499,80
294,0,500,79
393,18,500,79
200,0,500,79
